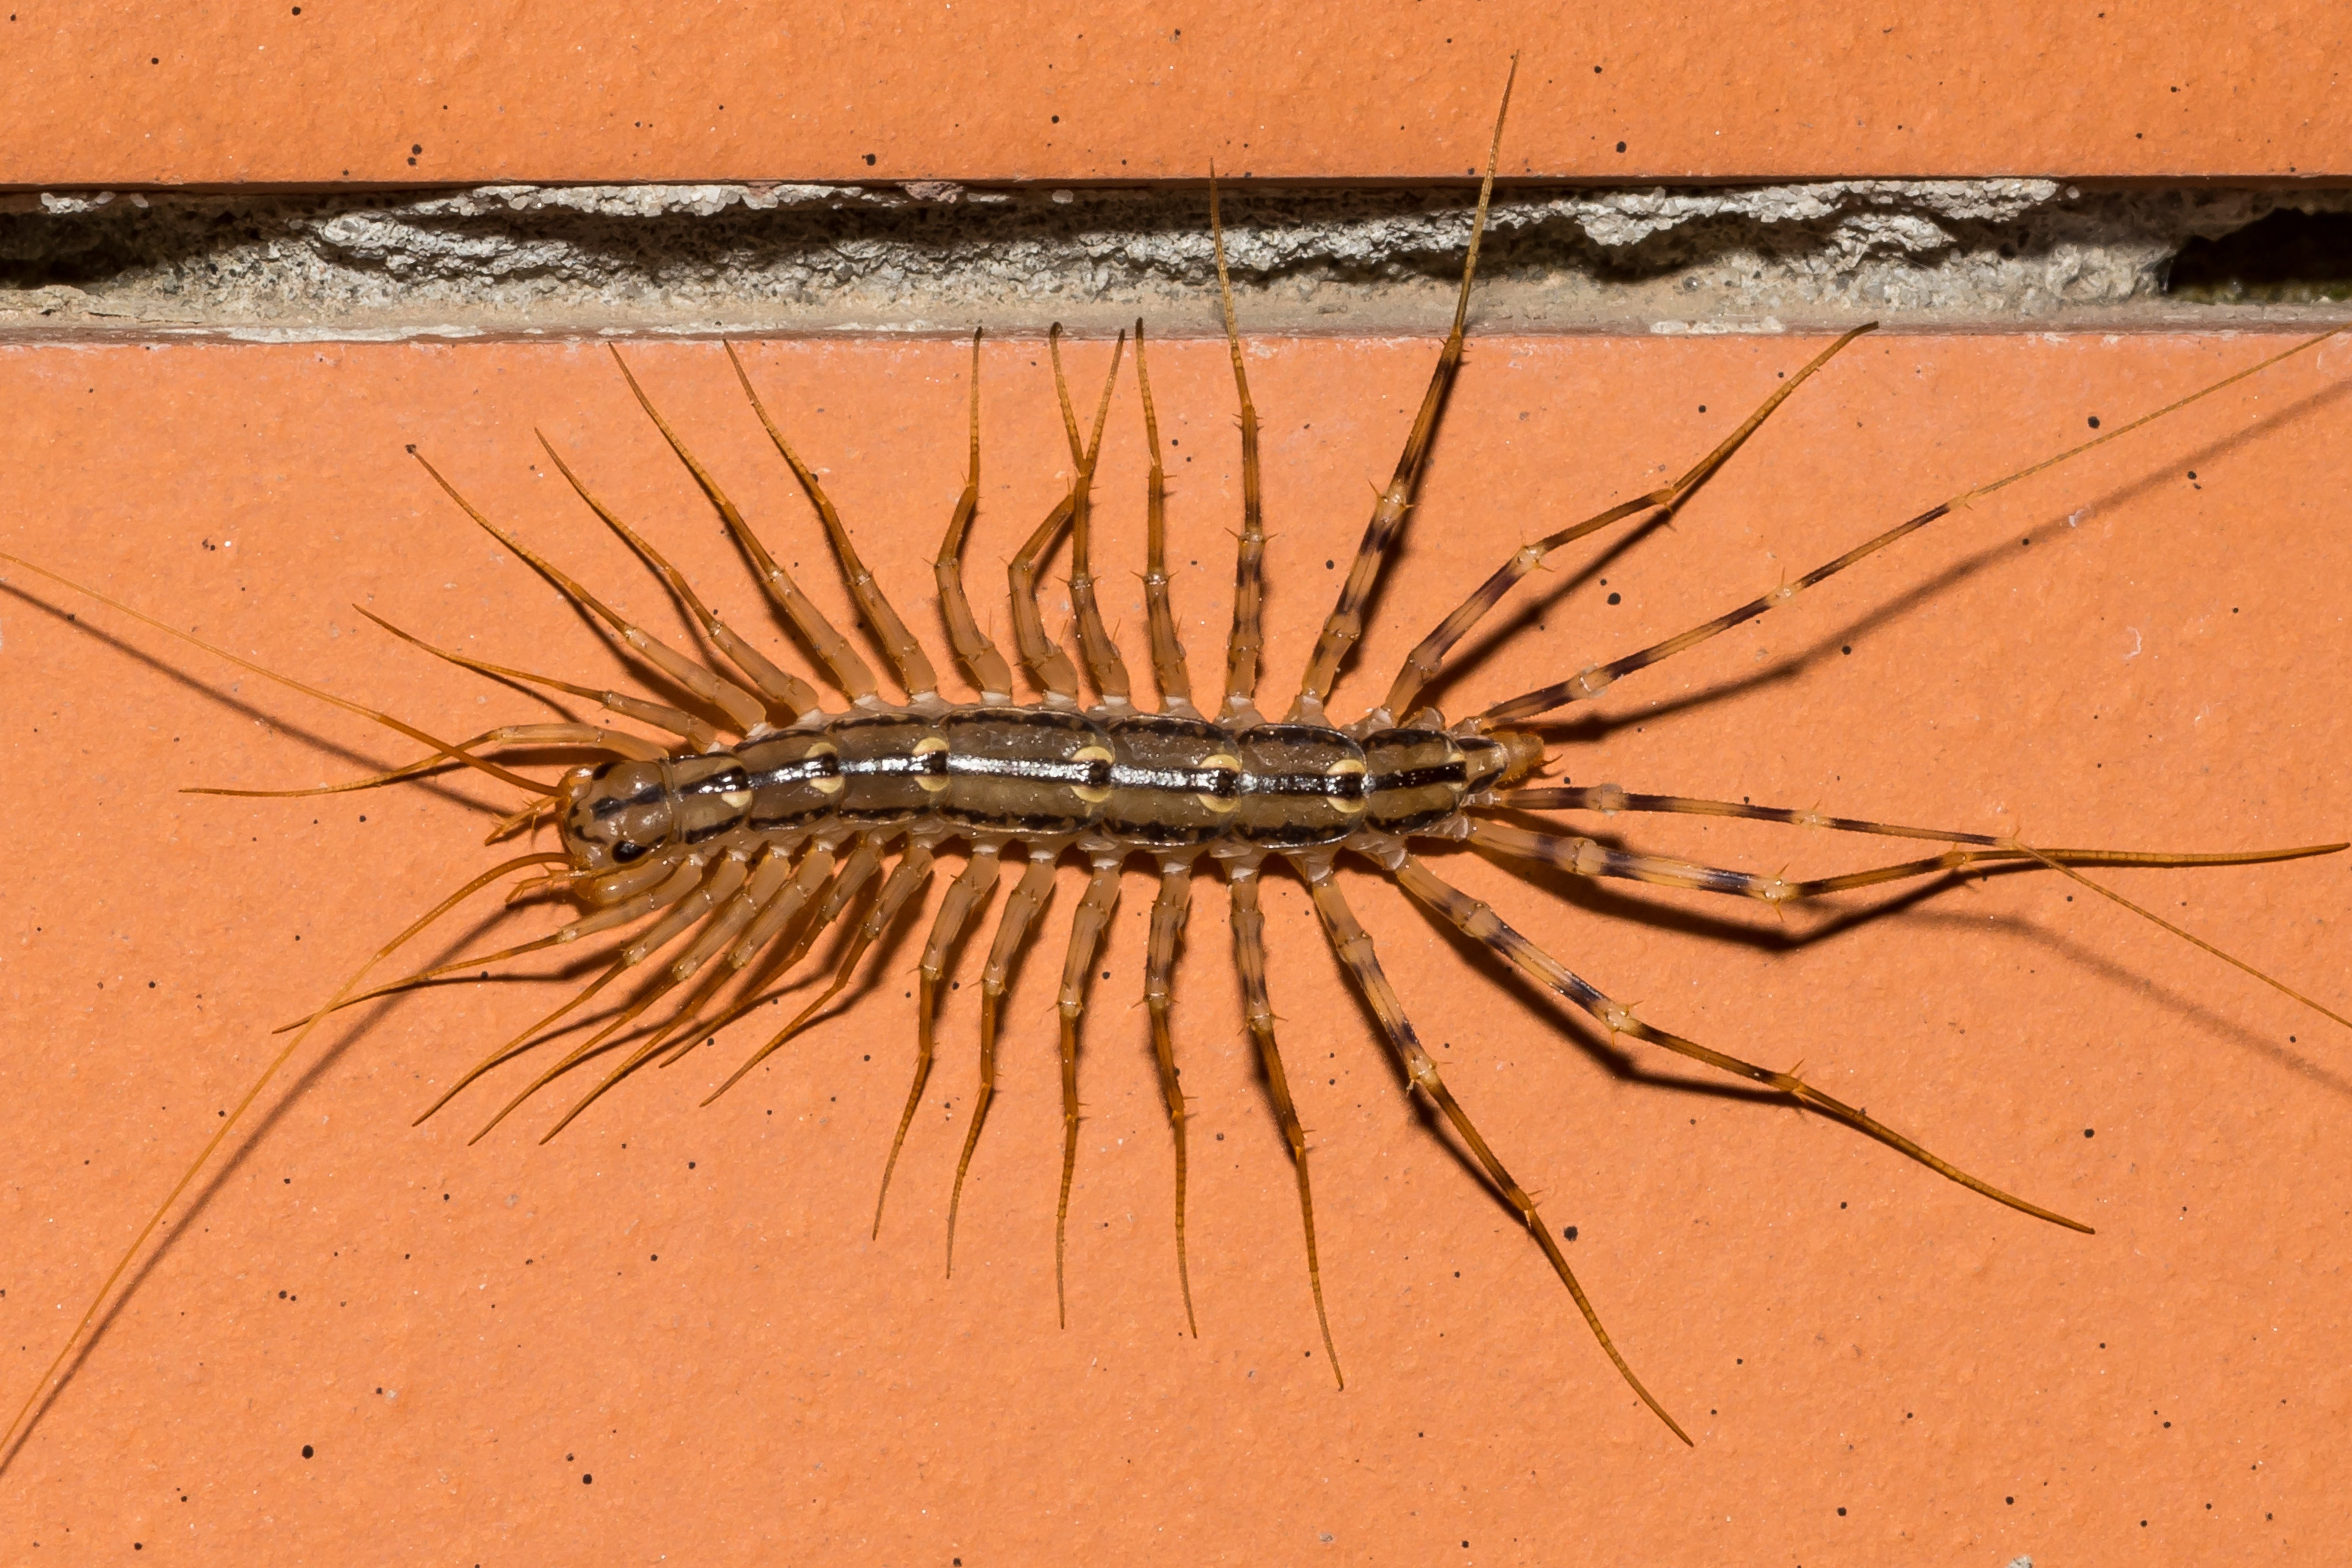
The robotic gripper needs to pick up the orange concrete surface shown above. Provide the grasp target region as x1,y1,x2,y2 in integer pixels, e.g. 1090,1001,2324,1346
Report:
4,1,2348,186
2,325,2349,1563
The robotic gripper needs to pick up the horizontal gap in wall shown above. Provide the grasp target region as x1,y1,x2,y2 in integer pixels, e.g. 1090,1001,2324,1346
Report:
4,180,2348,341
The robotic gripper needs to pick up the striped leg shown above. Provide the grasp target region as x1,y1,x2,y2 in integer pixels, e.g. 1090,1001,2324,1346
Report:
1052,329,1135,710
696,838,886,1093
933,331,1018,705
410,453,767,733
1143,859,1200,1335
1007,331,1123,707
536,433,819,717
1475,327,2350,728
1225,859,1342,1386
606,346,881,705
1207,175,1268,723
1286,57,1517,726
1054,859,1126,1327
946,848,1061,1276
1467,819,2341,908
876,841,1008,1238
725,343,942,703
1133,322,1199,718
1388,852,2092,1236
1302,865,1689,1443
1377,323,1875,724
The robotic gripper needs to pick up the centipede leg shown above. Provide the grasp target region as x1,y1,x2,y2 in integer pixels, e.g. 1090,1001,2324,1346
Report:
1466,819,2343,908
698,838,885,1096
1303,865,1688,1443
1288,57,1517,725
1224,858,1342,1386
946,848,1059,1277
877,841,1006,1238
1053,858,1124,1328
1006,331,1123,707
606,346,882,705
726,342,942,702
709,840,939,1103
1206,176,1267,722
1143,858,1199,1335
933,331,1017,704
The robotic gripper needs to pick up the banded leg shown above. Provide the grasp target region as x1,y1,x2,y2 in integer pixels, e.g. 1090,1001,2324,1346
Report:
1053,329,1135,709
877,842,1008,1237
690,838,886,1086
1303,867,1689,1443
606,346,881,705
725,343,941,702
409,451,767,733
934,331,1017,704
1007,331,1124,707
537,843,805,1138
1208,174,1268,721
1132,322,1199,717
1388,852,2091,1236
1378,323,1875,723
1143,859,1200,1335
536,432,819,717
360,608,720,751
1288,57,1517,725
464,850,755,1143
1475,326,2352,727
946,849,1061,1275
1225,860,1342,1385
709,841,939,1101
1468,819,2342,908
641,835,850,1071
1054,859,1126,1326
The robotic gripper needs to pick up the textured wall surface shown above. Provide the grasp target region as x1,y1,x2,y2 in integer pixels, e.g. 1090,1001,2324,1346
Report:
4,8,2349,1566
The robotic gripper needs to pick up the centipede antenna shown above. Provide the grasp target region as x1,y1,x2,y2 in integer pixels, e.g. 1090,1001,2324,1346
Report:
0,850,565,1468
0,549,556,799
182,722,666,801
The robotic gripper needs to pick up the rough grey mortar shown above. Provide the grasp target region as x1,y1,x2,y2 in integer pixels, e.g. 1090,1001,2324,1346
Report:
2,178,2347,340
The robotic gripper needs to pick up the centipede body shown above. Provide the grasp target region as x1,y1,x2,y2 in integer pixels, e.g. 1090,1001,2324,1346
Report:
4,320,2348,1551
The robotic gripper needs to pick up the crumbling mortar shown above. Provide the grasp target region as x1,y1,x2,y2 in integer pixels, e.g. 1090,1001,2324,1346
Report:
2,178,2346,338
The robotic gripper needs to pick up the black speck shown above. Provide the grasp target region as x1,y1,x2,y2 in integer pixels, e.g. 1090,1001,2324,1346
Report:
1561,1225,1578,1241
1615,140,1627,153
1837,1507,1847,1517
863,153,876,165
412,143,423,154
1606,591,1621,605
583,1473,594,1484
2085,1128,2095,1138
1051,114,1060,123
302,1444,314,1458
1841,644,1853,655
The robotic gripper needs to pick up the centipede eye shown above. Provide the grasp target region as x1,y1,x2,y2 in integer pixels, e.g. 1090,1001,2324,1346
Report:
611,840,649,864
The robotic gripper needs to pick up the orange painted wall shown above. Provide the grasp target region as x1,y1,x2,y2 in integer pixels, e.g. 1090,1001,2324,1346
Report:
3,0,2348,185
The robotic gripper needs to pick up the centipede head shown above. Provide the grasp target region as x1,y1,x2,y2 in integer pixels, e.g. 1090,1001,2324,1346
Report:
560,758,675,873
